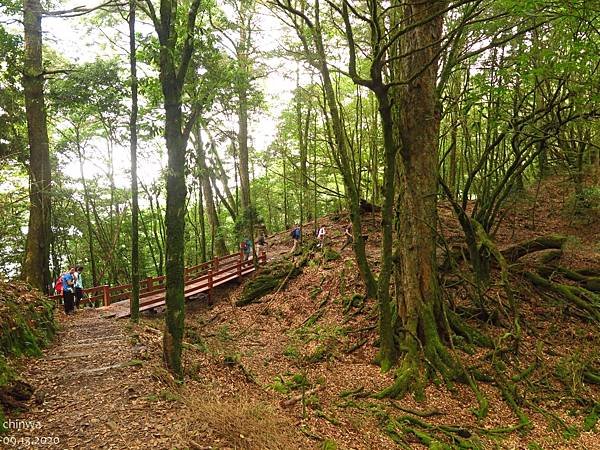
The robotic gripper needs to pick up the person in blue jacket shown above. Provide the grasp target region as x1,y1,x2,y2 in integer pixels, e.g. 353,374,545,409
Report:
62,267,76,315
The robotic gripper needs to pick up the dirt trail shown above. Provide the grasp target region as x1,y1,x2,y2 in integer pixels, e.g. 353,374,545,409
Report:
9,309,178,449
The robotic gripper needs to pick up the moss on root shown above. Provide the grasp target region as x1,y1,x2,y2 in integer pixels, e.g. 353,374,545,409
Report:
447,310,494,348
235,259,305,306
376,306,462,400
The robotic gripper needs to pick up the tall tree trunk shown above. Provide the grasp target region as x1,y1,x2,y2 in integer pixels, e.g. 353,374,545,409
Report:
238,87,251,217
236,2,256,264
147,0,203,378
162,82,187,377
22,0,51,293
129,0,140,322
196,130,227,256
383,0,452,398
198,185,207,262
313,10,377,298
76,137,98,287
282,148,289,228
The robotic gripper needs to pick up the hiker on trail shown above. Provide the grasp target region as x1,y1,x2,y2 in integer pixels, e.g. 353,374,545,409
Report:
240,238,252,261
290,224,301,253
62,267,76,315
54,273,64,295
341,224,353,251
74,265,85,309
257,232,267,257
316,225,326,248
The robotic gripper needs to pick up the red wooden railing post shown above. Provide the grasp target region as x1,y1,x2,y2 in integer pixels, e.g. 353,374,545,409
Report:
103,285,110,307
214,256,219,272
146,277,152,292
238,251,243,277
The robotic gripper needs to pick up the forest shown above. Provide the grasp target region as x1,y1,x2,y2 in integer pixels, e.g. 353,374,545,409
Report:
0,0,599,448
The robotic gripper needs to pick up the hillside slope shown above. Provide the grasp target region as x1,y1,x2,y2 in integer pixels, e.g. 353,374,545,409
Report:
132,176,597,449
7,177,598,449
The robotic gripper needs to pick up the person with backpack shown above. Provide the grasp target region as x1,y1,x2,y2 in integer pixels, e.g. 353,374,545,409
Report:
257,232,267,257
74,265,85,309
62,267,76,315
240,238,252,261
290,224,301,254
316,224,326,248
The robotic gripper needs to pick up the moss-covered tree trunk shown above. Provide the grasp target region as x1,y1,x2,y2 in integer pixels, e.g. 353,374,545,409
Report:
146,0,203,379
236,2,255,251
22,0,51,294
383,0,453,398
129,0,140,322
310,6,377,299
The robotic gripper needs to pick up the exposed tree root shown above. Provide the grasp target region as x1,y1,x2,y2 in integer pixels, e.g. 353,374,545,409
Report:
538,265,600,292
492,362,531,429
389,400,442,417
584,371,600,384
301,297,329,327
385,414,485,449
374,326,461,400
447,310,494,348
344,338,368,354
524,271,600,322
501,235,567,263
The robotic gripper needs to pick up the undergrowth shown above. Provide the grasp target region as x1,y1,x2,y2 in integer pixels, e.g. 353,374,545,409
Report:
0,281,56,433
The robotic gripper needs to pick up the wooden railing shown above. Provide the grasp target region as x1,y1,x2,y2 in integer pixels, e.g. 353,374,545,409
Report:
50,251,266,308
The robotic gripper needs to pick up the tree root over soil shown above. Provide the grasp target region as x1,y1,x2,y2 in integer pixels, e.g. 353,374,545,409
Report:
366,234,599,446
374,305,469,401
235,255,308,306
524,271,600,323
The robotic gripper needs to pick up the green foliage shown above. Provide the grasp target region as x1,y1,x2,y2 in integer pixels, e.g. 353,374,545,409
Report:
554,352,587,394
562,425,579,440
321,439,337,450
268,372,309,394
0,403,5,434
159,389,181,402
269,377,290,394
583,403,599,432
282,344,300,359
0,23,26,163
323,247,340,261
0,165,29,272
307,344,330,363
0,283,56,359
566,186,600,218
217,325,232,342
0,284,55,430
0,355,15,389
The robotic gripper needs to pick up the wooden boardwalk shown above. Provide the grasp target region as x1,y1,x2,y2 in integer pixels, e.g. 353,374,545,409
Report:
50,252,266,318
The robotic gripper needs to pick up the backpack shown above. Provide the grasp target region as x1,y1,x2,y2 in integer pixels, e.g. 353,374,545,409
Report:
292,228,300,239
54,275,64,293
